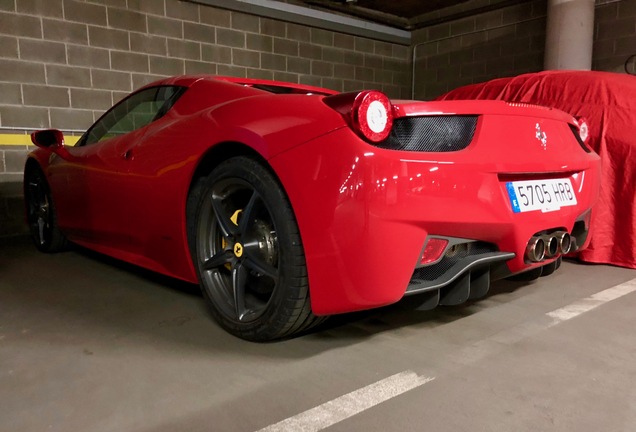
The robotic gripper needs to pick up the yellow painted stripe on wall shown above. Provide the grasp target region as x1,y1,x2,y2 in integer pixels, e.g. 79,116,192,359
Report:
0,134,81,146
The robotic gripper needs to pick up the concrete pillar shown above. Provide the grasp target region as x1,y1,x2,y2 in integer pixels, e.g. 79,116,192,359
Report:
544,0,595,70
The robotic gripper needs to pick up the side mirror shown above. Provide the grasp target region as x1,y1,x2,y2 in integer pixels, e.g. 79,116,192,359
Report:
31,129,65,150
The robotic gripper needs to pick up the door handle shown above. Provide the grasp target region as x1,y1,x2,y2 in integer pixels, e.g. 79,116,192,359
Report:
122,149,133,160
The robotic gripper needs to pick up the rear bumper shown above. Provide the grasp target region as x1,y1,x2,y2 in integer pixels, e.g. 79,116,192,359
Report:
401,210,590,307
269,127,600,315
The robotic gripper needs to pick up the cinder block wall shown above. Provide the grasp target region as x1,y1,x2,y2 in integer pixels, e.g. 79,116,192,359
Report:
593,0,636,72
0,0,411,236
412,0,548,100
1,0,633,237
413,0,636,100
0,0,410,132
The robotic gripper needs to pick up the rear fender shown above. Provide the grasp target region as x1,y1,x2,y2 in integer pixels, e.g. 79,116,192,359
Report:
206,94,347,159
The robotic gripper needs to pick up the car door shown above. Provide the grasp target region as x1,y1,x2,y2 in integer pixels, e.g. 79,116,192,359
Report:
47,86,184,251
111,86,189,258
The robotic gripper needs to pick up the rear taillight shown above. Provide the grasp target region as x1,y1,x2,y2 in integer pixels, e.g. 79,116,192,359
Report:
571,116,593,153
575,116,589,143
324,90,394,143
352,91,393,142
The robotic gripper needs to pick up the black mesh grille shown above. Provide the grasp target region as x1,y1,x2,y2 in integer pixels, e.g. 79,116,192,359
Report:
379,115,478,152
410,242,496,283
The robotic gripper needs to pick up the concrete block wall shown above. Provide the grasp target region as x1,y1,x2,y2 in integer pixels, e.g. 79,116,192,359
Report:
413,0,636,100
593,0,636,72
0,0,411,236
0,0,632,237
412,0,548,100
0,0,411,133
0,175,23,237
0,139,36,236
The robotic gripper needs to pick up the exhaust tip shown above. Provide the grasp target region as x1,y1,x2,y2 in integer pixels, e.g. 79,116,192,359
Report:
526,237,546,262
558,232,572,255
545,236,559,258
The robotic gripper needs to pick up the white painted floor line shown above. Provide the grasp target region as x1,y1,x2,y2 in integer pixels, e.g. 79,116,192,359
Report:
256,371,434,432
256,277,636,432
546,277,636,324
447,277,636,367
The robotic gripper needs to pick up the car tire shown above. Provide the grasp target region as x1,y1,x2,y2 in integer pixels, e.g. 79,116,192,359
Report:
24,165,68,253
189,156,324,341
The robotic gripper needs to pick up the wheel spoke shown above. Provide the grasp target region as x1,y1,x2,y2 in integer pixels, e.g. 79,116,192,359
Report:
37,217,45,245
231,263,248,321
202,249,234,271
243,249,278,281
27,181,41,218
210,193,237,238
238,190,259,235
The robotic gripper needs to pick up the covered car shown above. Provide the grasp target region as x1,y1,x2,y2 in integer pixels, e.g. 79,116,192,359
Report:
437,70,636,269
25,76,600,341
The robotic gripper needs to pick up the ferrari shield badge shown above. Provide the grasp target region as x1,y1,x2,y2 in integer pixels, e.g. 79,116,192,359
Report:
233,242,244,258
535,123,547,150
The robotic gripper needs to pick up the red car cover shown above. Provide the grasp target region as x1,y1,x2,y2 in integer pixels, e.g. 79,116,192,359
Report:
438,71,636,269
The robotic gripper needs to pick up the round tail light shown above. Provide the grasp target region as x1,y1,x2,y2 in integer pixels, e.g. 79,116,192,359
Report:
575,116,589,143
351,91,394,143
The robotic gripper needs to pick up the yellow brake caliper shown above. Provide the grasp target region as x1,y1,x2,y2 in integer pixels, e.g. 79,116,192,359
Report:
222,209,242,270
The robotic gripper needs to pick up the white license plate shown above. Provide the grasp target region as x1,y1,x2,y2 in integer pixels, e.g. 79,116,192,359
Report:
506,178,577,213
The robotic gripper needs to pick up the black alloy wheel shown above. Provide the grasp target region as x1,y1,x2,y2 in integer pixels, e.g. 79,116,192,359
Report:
190,156,322,341
24,166,68,253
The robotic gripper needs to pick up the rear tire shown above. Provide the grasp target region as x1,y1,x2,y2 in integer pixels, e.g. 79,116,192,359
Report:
24,166,68,253
188,156,324,341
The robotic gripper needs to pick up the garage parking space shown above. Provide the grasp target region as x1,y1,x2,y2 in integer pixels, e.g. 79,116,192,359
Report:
1,0,635,430
2,236,634,431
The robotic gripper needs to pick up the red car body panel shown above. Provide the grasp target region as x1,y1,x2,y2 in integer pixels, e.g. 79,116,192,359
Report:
27,76,601,316
270,109,599,314
31,78,349,282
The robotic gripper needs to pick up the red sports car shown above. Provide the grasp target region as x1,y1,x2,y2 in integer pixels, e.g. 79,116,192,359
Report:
25,76,600,341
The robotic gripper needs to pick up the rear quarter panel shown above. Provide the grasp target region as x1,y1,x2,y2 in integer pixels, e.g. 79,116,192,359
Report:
117,90,348,282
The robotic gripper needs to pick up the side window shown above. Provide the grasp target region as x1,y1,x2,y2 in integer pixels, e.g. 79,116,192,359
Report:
80,86,185,146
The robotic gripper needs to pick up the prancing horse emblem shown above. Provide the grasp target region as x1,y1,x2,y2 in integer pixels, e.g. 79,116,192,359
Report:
535,123,547,150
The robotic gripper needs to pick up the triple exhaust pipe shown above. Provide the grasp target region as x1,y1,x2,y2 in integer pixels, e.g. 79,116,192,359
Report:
526,231,572,262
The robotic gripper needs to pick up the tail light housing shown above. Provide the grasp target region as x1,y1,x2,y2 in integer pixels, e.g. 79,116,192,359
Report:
575,116,589,143
570,116,593,153
324,90,394,143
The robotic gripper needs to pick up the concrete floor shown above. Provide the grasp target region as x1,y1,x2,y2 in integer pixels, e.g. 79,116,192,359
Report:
1,235,635,432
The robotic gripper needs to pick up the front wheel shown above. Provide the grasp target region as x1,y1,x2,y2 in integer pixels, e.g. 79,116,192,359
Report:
189,156,323,341
24,166,68,253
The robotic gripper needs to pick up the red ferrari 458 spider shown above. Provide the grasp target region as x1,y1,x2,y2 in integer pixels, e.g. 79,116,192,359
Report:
25,76,600,341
